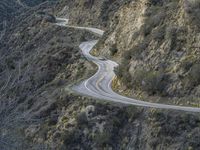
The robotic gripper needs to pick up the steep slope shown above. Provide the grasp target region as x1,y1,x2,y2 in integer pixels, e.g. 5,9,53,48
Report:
1,0,200,149
54,0,132,28
96,0,200,106
0,1,98,149
0,0,21,21
0,0,55,41
0,0,20,36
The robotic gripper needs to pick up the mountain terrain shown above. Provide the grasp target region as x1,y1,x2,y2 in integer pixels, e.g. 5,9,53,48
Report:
94,0,200,106
0,0,200,149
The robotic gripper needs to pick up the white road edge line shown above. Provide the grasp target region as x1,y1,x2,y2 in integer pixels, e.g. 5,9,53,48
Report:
55,17,200,113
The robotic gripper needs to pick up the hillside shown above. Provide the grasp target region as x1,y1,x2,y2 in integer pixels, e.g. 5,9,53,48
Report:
95,0,200,106
0,1,97,149
0,0,200,149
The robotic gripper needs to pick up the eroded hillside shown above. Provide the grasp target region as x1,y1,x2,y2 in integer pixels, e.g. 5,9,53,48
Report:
1,0,200,149
95,0,200,106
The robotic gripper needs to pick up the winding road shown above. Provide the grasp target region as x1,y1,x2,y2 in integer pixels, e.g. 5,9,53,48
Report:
56,18,200,113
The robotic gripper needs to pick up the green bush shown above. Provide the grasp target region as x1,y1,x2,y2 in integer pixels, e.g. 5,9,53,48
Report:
115,57,130,79
141,6,166,36
116,63,168,96
125,106,140,121
114,66,123,78
123,50,132,60
94,131,111,146
185,0,200,27
181,60,193,72
121,71,132,89
131,69,146,89
142,71,166,95
152,26,166,41
109,44,118,56
165,26,178,50
149,0,164,6
62,129,82,146
188,64,200,86
5,57,15,70
131,42,148,60
76,112,88,125
122,41,148,61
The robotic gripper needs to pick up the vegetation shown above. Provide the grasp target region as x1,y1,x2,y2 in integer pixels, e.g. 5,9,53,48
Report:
185,0,200,28
142,70,167,95
1,0,200,149
112,0,200,101
116,65,167,96
109,44,118,56
94,131,111,146
76,112,88,125
188,64,200,86
148,109,200,150
60,102,200,150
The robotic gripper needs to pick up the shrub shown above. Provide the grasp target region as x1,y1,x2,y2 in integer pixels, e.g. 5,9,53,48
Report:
165,26,177,50
62,129,82,146
114,66,123,78
184,0,200,27
183,62,193,72
131,69,146,89
76,112,88,125
141,6,166,36
187,128,200,149
121,71,132,89
94,131,111,146
122,42,148,61
5,57,15,70
149,0,164,6
142,71,167,95
152,26,166,41
79,34,86,42
131,42,148,60
126,106,140,120
188,64,200,86
115,57,130,79
123,50,132,60
109,44,118,56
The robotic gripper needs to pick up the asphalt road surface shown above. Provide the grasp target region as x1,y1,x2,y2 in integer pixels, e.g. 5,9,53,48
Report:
56,18,200,113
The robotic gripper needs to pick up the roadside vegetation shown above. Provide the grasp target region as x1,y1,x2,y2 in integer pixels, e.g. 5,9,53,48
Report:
113,0,200,105
1,0,200,149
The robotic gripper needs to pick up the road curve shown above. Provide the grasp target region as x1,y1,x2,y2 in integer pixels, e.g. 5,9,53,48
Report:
56,18,200,113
